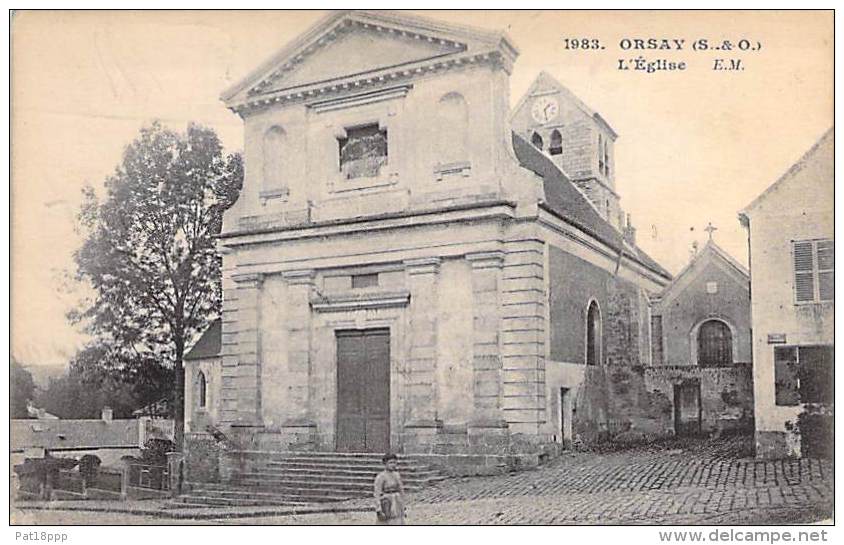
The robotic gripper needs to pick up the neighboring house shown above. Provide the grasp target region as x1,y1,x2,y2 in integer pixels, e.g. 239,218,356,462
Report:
739,129,834,459
189,10,675,466
10,408,141,468
646,240,754,436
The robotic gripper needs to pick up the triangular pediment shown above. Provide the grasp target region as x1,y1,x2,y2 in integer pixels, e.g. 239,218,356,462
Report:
222,10,517,109
654,242,748,309
263,27,462,94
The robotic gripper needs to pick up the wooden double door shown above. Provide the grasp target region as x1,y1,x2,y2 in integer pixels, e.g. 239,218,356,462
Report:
335,329,390,453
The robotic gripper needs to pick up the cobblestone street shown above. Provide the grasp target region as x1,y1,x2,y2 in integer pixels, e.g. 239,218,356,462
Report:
243,436,834,525
12,437,834,525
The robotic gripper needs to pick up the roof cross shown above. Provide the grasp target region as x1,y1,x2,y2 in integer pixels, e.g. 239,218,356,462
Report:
704,222,718,241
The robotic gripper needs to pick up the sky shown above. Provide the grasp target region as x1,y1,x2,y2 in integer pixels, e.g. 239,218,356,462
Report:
10,10,833,367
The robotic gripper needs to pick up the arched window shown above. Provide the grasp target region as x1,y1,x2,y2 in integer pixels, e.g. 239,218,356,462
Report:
549,129,563,156
262,126,286,191
598,133,605,173
197,371,207,408
438,93,469,164
604,139,610,177
698,320,733,367
586,301,602,366
531,131,544,150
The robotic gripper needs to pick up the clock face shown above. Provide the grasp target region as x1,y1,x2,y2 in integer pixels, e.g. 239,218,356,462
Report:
531,97,559,124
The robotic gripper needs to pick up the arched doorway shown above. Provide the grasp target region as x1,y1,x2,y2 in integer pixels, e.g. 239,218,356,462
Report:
697,320,733,367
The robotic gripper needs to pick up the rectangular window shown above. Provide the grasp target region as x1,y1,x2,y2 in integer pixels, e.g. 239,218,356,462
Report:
351,273,379,289
650,315,664,365
774,345,834,406
338,124,387,180
793,239,834,303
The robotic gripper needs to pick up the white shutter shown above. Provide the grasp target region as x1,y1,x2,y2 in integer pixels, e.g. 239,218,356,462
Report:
793,241,815,302
817,240,834,301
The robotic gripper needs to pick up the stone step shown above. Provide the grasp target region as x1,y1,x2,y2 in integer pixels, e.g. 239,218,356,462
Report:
231,477,421,494
259,460,436,473
184,487,363,503
241,467,445,482
175,495,317,507
256,453,425,465
253,463,443,479
177,450,447,508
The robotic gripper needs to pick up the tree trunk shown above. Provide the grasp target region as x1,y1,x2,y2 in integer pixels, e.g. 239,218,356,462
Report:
173,337,185,451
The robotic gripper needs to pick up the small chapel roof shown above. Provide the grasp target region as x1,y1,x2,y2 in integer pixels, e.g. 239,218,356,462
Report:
651,239,748,305
511,132,671,280
184,320,222,361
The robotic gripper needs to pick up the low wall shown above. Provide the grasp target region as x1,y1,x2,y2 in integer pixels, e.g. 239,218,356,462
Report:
645,364,755,434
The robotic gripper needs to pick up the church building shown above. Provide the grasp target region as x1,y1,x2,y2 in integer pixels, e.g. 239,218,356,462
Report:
184,10,676,470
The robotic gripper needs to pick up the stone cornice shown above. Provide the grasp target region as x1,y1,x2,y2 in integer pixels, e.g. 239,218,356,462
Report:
405,256,442,275
310,289,411,312
465,250,505,269
229,49,510,116
231,272,264,286
281,269,317,285
218,199,517,246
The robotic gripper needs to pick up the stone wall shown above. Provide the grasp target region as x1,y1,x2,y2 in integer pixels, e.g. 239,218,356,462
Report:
644,364,755,434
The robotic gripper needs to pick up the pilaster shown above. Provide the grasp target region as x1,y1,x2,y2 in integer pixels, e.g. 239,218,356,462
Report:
404,257,441,426
500,240,547,433
282,269,316,423
217,272,265,427
466,251,506,425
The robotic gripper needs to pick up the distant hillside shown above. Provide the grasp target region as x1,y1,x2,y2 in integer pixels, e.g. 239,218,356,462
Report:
22,363,68,390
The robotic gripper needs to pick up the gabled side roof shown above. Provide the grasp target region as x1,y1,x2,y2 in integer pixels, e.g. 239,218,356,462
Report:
511,71,618,139
512,132,671,281
741,127,833,216
221,10,518,109
652,240,748,307
184,320,222,361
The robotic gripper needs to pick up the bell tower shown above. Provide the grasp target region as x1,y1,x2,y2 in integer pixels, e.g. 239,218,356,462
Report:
511,72,625,232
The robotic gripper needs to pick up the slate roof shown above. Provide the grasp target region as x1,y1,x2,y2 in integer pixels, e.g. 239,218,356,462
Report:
511,131,671,281
10,419,139,451
184,320,222,361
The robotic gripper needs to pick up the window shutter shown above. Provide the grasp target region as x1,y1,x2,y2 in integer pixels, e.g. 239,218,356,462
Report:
793,241,815,302
817,240,834,301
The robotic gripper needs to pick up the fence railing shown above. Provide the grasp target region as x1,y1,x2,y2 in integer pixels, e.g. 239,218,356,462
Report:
56,470,85,494
128,463,170,491
88,468,123,493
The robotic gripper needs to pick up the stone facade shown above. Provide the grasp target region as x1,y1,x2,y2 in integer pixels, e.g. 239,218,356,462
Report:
185,11,673,469
740,129,834,459
643,241,755,435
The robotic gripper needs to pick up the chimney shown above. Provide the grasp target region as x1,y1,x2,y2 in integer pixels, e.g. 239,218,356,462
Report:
623,213,636,245
101,406,113,422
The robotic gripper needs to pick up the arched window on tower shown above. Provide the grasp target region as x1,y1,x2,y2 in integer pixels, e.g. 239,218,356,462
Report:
598,133,605,174
262,126,287,195
531,131,544,150
698,320,733,367
437,93,469,164
586,301,602,366
549,129,563,156
197,371,207,409
604,139,610,177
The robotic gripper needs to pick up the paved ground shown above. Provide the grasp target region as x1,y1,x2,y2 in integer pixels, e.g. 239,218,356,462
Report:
11,436,834,525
